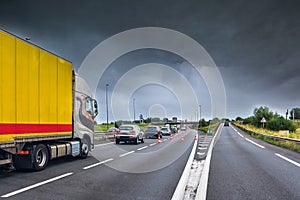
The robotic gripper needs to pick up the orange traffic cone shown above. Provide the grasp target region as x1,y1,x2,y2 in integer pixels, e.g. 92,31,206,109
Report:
157,135,162,144
169,133,173,140
194,135,198,141
181,133,184,142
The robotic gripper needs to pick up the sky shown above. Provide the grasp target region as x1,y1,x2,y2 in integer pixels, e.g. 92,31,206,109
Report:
0,0,299,122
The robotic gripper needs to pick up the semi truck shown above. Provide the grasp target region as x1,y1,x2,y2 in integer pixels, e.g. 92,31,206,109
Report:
0,29,98,171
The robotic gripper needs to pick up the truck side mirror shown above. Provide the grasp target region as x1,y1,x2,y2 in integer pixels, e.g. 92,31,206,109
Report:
93,99,98,118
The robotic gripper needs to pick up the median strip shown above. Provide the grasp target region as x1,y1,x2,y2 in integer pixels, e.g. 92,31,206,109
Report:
275,153,300,168
83,158,114,170
1,172,73,198
119,151,135,157
245,138,265,149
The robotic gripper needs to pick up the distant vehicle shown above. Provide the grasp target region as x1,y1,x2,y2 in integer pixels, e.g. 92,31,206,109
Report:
181,127,187,131
115,125,145,144
171,127,178,134
145,126,162,139
224,121,229,126
161,127,171,136
108,128,120,133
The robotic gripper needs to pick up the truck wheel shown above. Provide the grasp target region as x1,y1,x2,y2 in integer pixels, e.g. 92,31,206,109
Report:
141,138,144,143
80,138,89,159
32,144,49,171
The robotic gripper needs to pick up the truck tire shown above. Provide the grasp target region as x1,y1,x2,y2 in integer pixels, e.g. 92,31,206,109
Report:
80,138,89,159
32,144,49,171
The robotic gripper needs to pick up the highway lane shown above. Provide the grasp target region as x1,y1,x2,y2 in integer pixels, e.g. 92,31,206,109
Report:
207,125,300,200
0,130,196,200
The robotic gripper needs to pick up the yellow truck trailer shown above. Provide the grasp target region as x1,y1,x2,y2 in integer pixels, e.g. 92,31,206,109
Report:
0,29,98,171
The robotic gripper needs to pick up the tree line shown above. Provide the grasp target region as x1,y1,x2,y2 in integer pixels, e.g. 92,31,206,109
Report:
236,106,298,132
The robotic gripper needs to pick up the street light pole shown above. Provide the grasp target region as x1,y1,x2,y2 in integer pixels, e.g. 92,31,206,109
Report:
106,84,109,130
199,105,202,126
133,98,136,123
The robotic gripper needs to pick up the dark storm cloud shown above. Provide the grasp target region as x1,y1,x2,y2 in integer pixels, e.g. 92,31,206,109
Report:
1,0,299,119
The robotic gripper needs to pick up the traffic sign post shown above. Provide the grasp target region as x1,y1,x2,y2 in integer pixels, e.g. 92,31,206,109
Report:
261,117,267,128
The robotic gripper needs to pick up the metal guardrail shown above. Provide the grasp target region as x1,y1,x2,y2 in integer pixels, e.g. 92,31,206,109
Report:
236,125,300,144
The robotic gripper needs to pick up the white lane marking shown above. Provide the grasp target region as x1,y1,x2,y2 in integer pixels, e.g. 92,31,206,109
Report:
275,153,300,168
236,131,244,138
149,143,156,146
1,172,73,198
163,139,167,142
137,146,148,151
83,158,114,170
245,138,265,149
198,147,207,150
119,151,135,157
94,142,114,147
197,152,205,156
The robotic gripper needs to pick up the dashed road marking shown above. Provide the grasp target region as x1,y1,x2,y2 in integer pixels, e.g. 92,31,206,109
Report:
137,146,148,151
275,153,300,168
149,143,156,146
245,138,265,149
83,158,114,170
119,151,135,157
198,147,207,150
1,172,73,198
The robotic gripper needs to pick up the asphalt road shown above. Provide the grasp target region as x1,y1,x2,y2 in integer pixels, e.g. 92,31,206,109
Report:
207,124,300,200
0,130,196,200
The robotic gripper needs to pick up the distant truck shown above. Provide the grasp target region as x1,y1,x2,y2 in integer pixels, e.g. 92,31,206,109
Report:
0,29,98,171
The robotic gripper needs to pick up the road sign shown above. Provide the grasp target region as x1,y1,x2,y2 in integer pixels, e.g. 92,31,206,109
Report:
261,117,267,123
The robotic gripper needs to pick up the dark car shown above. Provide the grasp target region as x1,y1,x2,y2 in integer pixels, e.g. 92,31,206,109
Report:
145,126,162,139
171,127,178,134
224,121,229,126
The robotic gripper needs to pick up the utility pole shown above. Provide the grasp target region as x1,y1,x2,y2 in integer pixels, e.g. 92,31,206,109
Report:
199,105,202,123
293,109,295,121
106,84,109,130
133,98,136,123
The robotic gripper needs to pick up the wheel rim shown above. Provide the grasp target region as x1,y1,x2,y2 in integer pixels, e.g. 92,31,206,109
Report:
82,143,88,155
36,148,47,167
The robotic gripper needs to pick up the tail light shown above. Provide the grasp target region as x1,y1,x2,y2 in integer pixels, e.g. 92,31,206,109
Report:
18,150,29,155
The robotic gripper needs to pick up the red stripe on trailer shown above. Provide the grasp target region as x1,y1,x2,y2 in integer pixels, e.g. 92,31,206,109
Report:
0,124,72,134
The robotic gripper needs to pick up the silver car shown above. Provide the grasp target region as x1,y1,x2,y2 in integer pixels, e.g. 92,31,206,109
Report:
115,125,145,144
145,126,162,139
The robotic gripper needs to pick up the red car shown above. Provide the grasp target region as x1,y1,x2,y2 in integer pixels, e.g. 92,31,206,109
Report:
107,128,120,133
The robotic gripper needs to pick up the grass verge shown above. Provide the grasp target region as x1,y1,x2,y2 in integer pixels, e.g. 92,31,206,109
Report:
235,123,300,153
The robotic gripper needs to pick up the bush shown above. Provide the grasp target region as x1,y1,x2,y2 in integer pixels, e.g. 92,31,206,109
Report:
243,116,255,125
266,117,296,132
